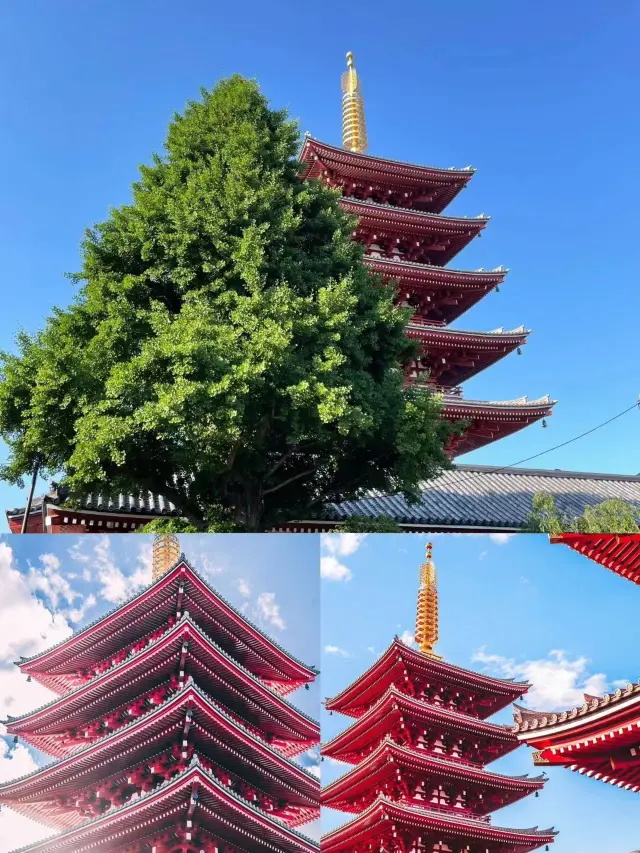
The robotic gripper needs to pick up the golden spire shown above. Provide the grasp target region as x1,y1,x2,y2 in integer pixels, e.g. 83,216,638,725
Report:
341,51,368,154
414,542,441,658
152,534,181,581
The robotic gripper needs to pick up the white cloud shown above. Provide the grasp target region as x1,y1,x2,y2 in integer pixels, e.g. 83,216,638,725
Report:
27,552,80,610
473,647,610,710
257,592,286,630
237,578,251,597
0,739,51,853
324,645,349,657
320,556,352,582
367,646,377,654
66,593,97,624
489,533,515,545
399,630,415,647
322,534,367,557
92,537,150,603
0,543,73,664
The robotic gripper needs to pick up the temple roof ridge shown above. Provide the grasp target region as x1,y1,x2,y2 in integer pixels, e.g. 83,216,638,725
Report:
513,680,640,733
0,681,319,794
300,135,476,176
324,738,547,792
5,614,319,730
322,794,557,841
407,322,530,338
7,758,320,853
325,638,530,710
322,684,516,755
444,394,557,407
344,196,490,223
365,256,509,278
17,558,318,676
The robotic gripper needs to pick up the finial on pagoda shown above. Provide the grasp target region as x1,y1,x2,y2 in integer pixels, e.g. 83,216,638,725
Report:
414,542,441,658
152,534,181,580
341,51,368,155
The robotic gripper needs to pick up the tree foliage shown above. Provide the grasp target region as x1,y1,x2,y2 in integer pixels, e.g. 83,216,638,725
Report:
0,76,455,530
526,493,640,533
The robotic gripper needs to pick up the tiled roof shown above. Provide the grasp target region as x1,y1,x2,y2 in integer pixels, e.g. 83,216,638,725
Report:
8,465,640,531
513,680,640,734
326,464,640,529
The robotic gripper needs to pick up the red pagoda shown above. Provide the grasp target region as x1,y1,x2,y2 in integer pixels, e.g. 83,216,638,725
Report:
299,53,555,456
0,535,321,853
321,544,557,853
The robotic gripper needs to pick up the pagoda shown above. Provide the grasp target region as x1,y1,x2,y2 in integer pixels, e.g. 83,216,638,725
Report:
299,53,555,456
321,544,557,853
0,535,321,853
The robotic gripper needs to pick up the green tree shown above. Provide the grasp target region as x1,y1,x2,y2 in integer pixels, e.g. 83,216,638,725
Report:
526,493,640,533
0,76,456,531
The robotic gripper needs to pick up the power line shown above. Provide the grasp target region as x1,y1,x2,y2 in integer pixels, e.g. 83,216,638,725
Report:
487,398,640,475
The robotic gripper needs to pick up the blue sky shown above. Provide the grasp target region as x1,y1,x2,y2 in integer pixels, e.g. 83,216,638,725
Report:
1,0,640,523
0,533,320,852
320,532,640,852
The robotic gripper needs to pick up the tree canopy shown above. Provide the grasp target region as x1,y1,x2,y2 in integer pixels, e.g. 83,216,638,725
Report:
0,76,456,530
526,493,640,533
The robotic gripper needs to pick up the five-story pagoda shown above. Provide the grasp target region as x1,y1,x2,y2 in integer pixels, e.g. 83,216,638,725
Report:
0,535,321,853
300,54,555,457
321,544,557,853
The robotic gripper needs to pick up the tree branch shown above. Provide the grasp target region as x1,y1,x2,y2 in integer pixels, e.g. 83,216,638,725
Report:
262,467,317,496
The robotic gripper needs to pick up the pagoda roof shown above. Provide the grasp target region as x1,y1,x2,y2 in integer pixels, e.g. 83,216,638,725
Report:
341,198,488,266
321,687,518,765
18,558,316,694
7,758,319,853
440,395,557,457
321,796,556,853
514,680,640,741
322,739,546,815
407,322,529,387
550,533,640,585
325,638,529,719
514,682,640,792
299,137,473,214
0,681,319,826
5,616,319,755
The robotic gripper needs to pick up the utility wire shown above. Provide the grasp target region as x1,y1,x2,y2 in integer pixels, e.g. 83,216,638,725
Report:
485,398,640,475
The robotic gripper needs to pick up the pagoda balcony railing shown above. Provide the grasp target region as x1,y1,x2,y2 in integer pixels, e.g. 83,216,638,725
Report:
411,801,491,824
409,380,464,397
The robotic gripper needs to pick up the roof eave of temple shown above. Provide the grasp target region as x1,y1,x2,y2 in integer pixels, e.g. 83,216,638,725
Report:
365,257,509,284
4,616,319,739
299,136,476,182
549,534,640,582
0,682,319,803
325,638,530,716
321,685,517,758
322,739,546,803
7,759,320,853
513,681,640,740
17,559,317,682
407,323,530,345
340,197,490,231
321,796,557,850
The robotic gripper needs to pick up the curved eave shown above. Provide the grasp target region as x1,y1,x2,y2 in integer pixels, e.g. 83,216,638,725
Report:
18,561,316,687
550,534,640,585
0,683,319,807
8,761,319,853
325,639,530,719
365,257,508,286
5,617,319,745
441,396,557,418
408,324,529,349
321,797,556,852
341,198,489,235
322,740,545,812
321,687,518,762
514,683,640,746
299,137,474,185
